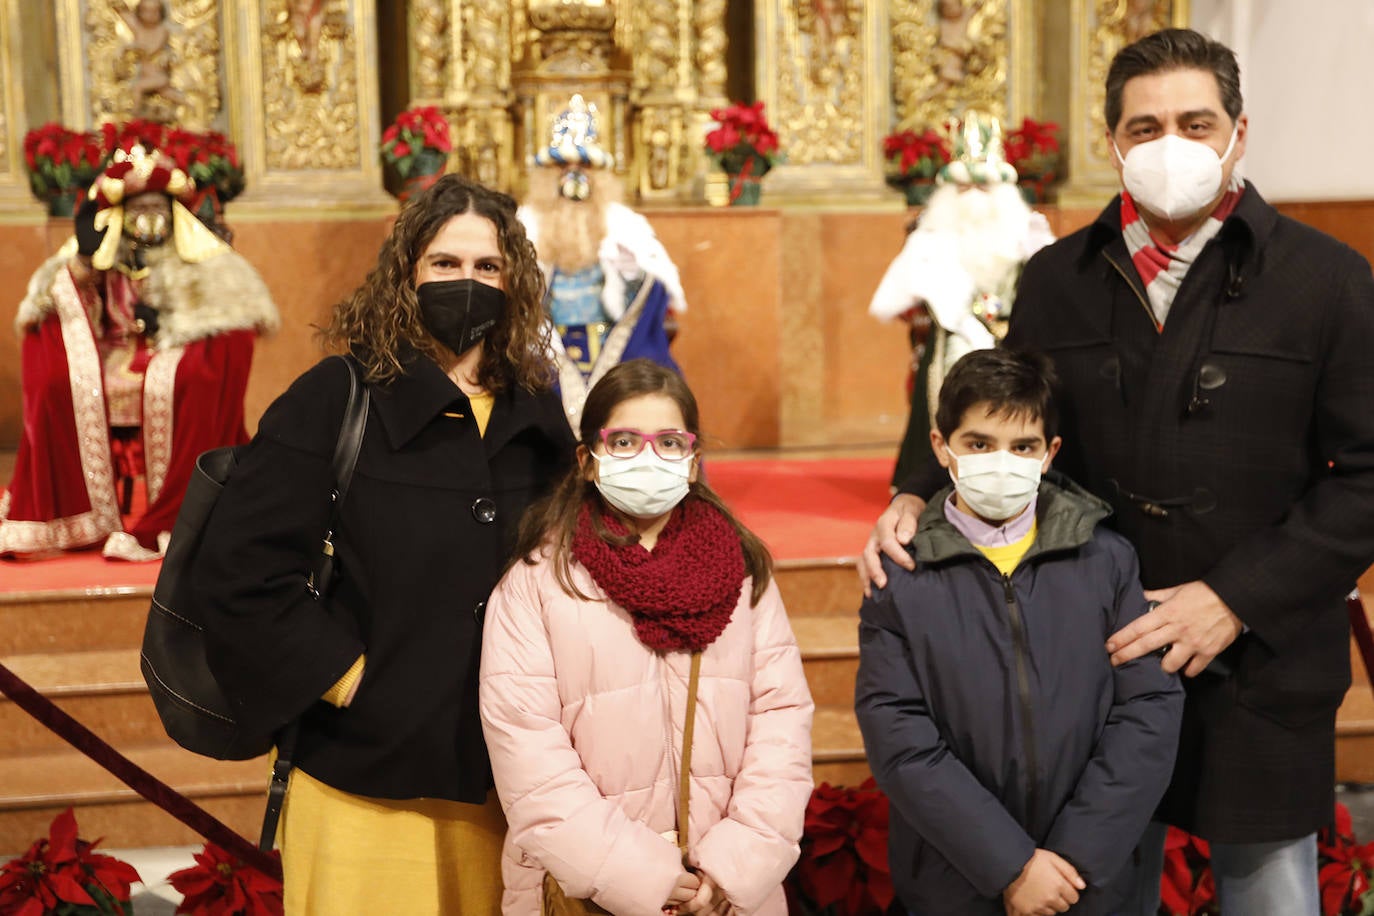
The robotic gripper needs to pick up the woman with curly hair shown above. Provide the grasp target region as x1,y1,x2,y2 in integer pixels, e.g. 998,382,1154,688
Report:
193,175,575,914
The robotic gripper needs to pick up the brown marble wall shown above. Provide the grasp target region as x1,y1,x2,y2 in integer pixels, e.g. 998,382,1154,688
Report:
1,200,1371,453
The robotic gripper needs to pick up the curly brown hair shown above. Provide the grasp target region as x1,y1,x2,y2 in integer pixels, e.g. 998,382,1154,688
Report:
511,359,774,605
320,174,553,392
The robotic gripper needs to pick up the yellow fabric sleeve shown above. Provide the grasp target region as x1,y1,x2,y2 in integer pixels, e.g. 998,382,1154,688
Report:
974,520,1038,576
322,654,366,707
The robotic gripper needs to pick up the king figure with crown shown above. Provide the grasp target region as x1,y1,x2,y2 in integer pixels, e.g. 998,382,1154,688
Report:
518,94,688,430
868,112,1057,488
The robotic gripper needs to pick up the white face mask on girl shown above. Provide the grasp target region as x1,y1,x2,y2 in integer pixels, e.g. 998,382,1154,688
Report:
593,449,692,518
947,448,1047,521
1114,125,1238,222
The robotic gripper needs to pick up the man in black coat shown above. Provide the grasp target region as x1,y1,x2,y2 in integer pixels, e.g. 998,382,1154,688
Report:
860,28,1374,915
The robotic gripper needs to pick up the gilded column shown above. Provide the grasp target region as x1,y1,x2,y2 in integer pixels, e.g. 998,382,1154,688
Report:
224,0,391,214
1057,0,1188,208
755,0,894,206
0,0,36,217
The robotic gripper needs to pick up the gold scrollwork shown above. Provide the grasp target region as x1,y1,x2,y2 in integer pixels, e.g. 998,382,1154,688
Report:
262,0,359,170
777,0,866,165
891,0,1008,132
88,0,222,128
1088,0,1173,162
466,2,510,91
411,0,449,101
634,0,679,92
693,0,728,102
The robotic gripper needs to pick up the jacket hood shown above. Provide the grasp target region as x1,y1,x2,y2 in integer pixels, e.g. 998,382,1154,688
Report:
913,471,1111,566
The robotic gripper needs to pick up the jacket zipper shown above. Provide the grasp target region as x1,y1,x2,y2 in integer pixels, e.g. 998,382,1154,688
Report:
1103,250,1157,330
660,657,677,836
1001,573,1039,828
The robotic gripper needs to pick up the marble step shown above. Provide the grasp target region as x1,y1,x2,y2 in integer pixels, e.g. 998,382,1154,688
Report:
0,742,268,855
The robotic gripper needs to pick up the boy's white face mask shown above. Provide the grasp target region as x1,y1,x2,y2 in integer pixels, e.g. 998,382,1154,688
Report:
947,448,1046,521
1114,125,1238,222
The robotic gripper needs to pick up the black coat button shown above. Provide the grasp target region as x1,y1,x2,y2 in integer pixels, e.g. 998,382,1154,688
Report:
473,600,487,621
471,497,497,524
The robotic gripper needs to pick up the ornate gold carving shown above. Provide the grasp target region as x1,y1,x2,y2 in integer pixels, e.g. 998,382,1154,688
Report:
1088,0,1174,162
87,0,222,128
890,0,1008,132
465,2,510,90
635,0,679,93
692,0,727,102
776,0,866,165
528,0,615,32
410,0,449,101
261,0,359,170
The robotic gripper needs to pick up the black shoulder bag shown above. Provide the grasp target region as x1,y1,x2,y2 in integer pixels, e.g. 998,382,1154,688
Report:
140,355,369,846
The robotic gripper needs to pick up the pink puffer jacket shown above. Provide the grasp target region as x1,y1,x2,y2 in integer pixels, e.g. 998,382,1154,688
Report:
479,549,814,916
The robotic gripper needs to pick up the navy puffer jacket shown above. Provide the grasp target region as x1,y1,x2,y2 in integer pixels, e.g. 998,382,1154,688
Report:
855,475,1183,916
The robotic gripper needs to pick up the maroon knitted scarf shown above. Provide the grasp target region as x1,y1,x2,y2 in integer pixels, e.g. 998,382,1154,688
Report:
572,498,745,652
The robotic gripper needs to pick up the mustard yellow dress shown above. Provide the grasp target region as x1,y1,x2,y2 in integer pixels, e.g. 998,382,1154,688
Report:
279,393,505,916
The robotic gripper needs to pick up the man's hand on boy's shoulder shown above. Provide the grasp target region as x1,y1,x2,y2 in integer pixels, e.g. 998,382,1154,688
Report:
858,493,925,596
1106,580,1244,677
1002,849,1085,916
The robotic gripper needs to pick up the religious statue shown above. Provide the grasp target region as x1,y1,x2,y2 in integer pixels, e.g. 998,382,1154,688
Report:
111,0,185,121
0,147,279,560
868,114,1055,487
268,0,346,93
933,0,975,93
518,96,688,430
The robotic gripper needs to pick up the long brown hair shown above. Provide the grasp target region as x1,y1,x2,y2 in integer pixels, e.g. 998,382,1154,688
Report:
512,359,774,604
320,174,552,392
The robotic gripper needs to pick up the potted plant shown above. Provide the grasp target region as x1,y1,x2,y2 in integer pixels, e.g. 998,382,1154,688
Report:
22,124,106,218
380,105,453,201
1003,117,1062,204
881,128,951,207
784,779,896,915
161,127,245,229
0,808,141,915
168,842,284,915
704,100,782,206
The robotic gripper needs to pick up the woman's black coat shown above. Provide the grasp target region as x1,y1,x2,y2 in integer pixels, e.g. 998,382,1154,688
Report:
194,353,575,802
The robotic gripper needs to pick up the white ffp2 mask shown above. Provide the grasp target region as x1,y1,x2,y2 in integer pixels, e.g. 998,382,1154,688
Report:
1115,126,1238,222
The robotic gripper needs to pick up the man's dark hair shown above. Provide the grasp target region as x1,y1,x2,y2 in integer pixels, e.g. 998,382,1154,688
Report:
1105,28,1243,132
935,348,1058,441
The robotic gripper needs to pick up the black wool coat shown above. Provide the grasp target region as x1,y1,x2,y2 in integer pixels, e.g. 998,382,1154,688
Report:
194,353,574,802
1004,184,1374,840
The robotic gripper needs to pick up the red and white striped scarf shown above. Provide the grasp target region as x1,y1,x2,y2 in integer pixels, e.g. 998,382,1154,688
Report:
1121,175,1244,329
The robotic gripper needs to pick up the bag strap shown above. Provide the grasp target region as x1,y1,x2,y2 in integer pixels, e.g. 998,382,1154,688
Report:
676,651,702,862
260,354,370,851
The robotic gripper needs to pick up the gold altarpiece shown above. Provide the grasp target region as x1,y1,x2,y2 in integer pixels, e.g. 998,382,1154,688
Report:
0,0,1190,219
404,1,731,205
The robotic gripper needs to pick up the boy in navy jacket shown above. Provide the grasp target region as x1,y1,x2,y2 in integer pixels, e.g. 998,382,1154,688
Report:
855,348,1183,916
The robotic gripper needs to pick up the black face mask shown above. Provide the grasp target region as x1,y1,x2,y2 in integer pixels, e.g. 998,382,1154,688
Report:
416,279,506,357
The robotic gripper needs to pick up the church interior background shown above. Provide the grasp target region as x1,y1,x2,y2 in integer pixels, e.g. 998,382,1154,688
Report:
1,0,1373,895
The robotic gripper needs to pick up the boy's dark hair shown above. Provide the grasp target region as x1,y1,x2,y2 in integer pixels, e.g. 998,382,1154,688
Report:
935,348,1058,441
1105,28,1243,132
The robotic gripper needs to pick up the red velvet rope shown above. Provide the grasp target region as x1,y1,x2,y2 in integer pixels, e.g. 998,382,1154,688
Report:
0,661,282,881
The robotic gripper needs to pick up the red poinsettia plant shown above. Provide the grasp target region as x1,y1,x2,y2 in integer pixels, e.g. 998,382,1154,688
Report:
1162,801,1374,916
22,123,105,203
168,842,283,916
882,128,951,182
1003,117,1061,185
704,100,782,177
785,779,896,916
160,128,246,205
380,105,453,179
0,808,141,916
